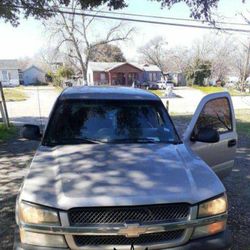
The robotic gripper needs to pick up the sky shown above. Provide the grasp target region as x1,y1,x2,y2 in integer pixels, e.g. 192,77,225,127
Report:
0,0,249,61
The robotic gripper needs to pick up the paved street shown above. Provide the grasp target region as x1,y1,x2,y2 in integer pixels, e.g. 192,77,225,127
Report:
6,86,59,126
5,87,250,127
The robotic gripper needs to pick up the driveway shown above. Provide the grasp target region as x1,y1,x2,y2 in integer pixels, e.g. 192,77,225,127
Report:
6,86,59,126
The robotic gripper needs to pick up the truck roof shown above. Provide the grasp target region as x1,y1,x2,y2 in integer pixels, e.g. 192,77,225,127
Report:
59,86,160,101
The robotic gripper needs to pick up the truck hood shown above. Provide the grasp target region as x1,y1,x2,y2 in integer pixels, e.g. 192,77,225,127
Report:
21,143,225,210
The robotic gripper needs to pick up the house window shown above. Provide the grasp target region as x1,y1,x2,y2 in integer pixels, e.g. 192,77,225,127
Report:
153,73,157,81
149,73,153,82
149,72,157,82
100,73,106,81
2,70,8,81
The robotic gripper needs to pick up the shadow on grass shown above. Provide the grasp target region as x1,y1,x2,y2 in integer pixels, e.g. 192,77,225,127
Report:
0,124,17,143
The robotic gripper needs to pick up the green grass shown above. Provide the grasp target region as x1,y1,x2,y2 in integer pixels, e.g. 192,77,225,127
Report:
192,85,250,96
235,110,250,138
54,86,64,93
3,87,28,101
192,85,225,94
0,123,17,143
148,90,165,97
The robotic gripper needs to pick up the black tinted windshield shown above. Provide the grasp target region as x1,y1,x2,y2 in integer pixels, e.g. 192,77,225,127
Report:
43,99,180,146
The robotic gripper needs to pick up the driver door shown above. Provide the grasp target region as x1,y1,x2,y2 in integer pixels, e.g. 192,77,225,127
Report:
183,92,237,178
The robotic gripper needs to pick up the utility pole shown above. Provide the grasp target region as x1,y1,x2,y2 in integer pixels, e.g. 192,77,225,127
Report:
0,81,10,127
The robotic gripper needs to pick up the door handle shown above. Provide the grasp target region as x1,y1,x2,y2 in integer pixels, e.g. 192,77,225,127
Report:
228,139,237,147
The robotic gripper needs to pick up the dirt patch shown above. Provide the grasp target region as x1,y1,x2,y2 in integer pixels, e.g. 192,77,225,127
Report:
172,114,250,250
0,131,39,249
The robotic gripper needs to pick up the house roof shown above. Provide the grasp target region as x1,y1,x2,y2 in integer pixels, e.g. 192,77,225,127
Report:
0,59,19,70
88,62,124,72
138,64,161,72
89,62,160,72
23,65,45,73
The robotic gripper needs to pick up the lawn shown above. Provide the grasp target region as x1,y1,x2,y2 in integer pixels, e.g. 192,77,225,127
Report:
3,87,28,101
148,89,166,97
192,85,250,96
235,110,250,138
0,123,17,143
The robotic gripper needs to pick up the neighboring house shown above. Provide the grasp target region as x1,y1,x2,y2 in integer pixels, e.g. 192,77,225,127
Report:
0,59,20,87
140,64,162,83
22,65,46,85
87,62,161,86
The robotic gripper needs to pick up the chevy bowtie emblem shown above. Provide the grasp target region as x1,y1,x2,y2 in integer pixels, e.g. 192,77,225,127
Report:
118,224,147,238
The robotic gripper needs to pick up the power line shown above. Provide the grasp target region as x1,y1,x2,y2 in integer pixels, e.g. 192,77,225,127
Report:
83,9,250,27
72,12,250,33
1,3,250,33
57,5,250,27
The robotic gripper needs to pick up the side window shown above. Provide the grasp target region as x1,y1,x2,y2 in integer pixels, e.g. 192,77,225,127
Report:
194,97,232,134
2,70,8,81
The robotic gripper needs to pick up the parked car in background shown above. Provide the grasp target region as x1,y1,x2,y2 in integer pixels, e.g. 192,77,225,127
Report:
156,80,166,90
148,82,159,90
15,87,236,250
225,81,237,88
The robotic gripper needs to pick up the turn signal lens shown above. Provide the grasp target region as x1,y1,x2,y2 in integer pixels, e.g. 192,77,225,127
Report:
192,221,226,239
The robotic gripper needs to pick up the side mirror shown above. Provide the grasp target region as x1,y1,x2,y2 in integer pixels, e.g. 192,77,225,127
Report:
191,128,219,143
21,124,42,141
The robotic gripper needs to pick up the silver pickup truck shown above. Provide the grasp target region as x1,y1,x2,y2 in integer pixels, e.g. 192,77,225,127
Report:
15,86,237,250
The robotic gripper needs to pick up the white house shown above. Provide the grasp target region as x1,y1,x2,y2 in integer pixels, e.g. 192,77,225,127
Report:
0,59,20,87
23,65,46,85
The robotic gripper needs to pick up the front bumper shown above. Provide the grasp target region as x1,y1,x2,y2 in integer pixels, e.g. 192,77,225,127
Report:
14,230,232,250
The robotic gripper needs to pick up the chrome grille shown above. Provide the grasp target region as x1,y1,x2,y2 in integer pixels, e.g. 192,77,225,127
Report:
68,204,190,225
74,230,185,246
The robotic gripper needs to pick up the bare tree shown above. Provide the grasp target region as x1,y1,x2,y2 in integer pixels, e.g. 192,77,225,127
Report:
46,0,133,82
165,46,191,73
138,36,168,76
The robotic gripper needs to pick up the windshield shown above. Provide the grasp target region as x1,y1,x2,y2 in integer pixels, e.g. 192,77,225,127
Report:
43,99,180,146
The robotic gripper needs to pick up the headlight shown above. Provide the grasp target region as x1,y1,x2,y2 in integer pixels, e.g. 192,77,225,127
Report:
198,194,227,218
19,201,60,225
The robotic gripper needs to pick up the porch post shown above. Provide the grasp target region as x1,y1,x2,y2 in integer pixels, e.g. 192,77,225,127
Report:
108,72,112,85
125,73,128,86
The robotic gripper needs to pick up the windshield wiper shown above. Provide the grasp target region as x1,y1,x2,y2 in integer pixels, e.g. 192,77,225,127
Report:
109,138,181,144
44,137,104,146
110,138,160,143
